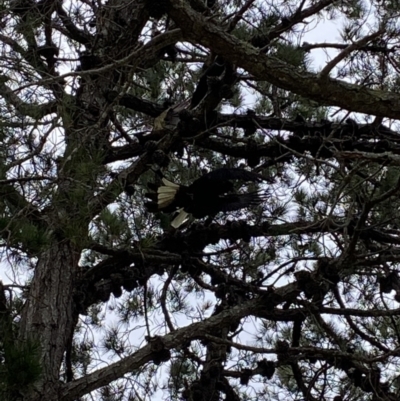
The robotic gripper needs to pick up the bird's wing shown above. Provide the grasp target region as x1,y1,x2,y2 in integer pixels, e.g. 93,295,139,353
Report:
193,168,263,187
218,192,265,212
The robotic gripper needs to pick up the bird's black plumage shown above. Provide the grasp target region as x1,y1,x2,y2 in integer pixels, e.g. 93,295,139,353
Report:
145,168,265,228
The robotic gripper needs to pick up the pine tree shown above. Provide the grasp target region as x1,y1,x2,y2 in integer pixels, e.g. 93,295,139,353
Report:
1,1,400,400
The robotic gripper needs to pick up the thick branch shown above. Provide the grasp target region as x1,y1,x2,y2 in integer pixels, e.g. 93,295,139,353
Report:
169,0,400,118
60,298,256,400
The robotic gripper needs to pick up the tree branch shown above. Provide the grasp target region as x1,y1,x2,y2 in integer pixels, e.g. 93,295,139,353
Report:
168,0,400,118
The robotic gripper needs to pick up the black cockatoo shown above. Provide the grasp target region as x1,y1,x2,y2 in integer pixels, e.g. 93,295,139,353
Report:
145,168,265,228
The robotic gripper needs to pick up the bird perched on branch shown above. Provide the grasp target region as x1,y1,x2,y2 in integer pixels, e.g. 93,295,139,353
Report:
145,168,265,228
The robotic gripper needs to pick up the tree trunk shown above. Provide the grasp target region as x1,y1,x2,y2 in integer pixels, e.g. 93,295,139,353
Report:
19,241,81,401
16,2,150,399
